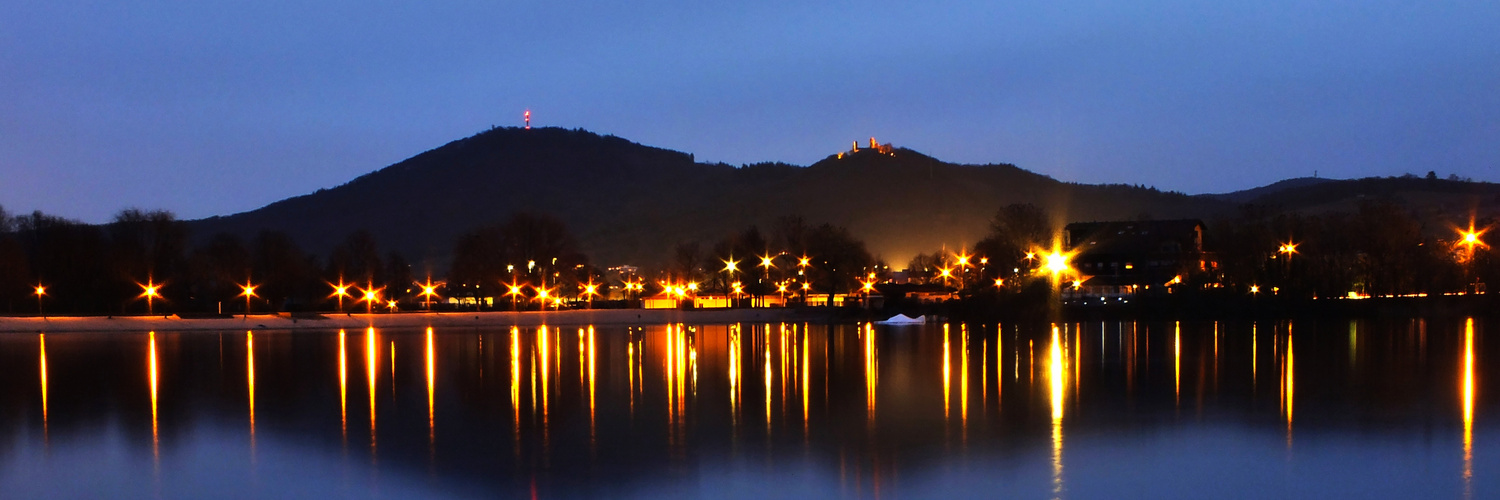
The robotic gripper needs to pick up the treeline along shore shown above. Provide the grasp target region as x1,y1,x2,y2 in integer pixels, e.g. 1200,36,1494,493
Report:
0,169,1494,320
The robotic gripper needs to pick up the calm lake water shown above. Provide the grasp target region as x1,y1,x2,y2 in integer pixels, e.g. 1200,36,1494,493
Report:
0,317,1492,499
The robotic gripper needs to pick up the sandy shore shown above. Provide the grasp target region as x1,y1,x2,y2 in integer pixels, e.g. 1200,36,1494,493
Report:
0,308,828,333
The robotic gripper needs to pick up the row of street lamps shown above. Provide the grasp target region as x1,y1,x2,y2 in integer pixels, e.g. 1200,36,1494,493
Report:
21,227,1488,317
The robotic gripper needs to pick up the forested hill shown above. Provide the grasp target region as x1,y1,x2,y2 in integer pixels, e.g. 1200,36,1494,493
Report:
188,127,1232,268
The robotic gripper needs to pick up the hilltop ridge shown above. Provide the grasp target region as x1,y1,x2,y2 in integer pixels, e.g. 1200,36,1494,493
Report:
188,127,1500,270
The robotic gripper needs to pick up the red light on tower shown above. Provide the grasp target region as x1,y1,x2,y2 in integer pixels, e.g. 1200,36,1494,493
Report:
524,109,531,130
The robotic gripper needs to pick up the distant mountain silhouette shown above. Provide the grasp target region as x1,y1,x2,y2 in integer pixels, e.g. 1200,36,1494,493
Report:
1197,174,1500,230
1204,177,1334,204
187,127,1498,270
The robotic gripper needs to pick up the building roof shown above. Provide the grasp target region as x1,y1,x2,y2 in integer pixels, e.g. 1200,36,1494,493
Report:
1064,219,1204,256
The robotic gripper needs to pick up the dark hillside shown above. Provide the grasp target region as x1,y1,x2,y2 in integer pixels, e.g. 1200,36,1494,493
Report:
189,128,1235,268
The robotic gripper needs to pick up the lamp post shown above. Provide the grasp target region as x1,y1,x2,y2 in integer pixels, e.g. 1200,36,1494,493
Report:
331,279,351,313
239,280,257,320
955,251,971,291
861,278,876,309
359,282,381,315
1277,241,1298,291
140,278,161,316
535,286,553,311
419,278,440,311
1459,225,1488,293
723,257,739,306
34,284,46,319
758,254,775,308
506,278,524,311
582,280,599,309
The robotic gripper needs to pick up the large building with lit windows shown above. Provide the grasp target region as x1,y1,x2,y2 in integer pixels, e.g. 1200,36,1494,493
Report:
1063,219,1215,302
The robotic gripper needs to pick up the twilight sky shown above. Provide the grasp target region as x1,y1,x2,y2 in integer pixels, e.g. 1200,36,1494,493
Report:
3,0,1498,223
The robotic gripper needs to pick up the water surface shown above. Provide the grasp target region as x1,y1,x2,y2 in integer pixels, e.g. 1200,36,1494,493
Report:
0,318,1492,498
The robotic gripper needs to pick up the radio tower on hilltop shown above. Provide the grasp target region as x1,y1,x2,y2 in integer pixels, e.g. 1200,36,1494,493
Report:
524,109,531,130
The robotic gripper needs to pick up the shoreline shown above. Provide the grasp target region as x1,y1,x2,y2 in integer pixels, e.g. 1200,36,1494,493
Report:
0,308,824,333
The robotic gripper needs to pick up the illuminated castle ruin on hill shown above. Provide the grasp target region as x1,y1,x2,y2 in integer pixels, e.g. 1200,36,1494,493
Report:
837,137,895,159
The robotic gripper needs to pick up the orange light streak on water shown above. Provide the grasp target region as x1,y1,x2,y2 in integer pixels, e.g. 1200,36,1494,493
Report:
961,324,969,436
1284,325,1294,449
943,324,951,420
865,323,877,424
765,327,773,434
247,331,256,454
1175,322,1181,406
426,327,436,447
39,334,47,433
628,337,636,416
780,325,788,409
538,326,550,428
510,327,520,458
666,325,676,426
1462,317,1475,498
338,330,347,440
729,327,740,428
1049,325,1065,499
1252,323,1258,390
149,331,159,462
587,326,596,451
802,326,810,432
366,327,377,452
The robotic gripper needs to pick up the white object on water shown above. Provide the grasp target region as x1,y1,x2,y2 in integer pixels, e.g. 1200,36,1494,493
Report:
875,314,925,325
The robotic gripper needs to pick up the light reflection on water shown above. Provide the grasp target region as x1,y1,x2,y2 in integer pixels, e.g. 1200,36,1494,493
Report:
0,318,1492,498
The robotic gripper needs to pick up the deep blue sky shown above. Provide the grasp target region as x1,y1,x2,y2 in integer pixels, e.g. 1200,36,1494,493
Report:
3,1,1498,223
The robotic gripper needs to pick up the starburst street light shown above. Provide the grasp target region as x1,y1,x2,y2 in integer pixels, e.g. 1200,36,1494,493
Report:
1278,241,1299,262
1043,252,1070,275
330,279,352,313
535,286,554,310
581,280,600,309
34,283,46,319
1457,222,1490,293
505,278,525,311
1459,224,1487,254
239,280,258,320
357,283,383,314
418,278,441,311
139,278,162,316
955,251,972,289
